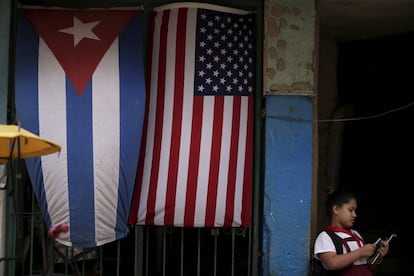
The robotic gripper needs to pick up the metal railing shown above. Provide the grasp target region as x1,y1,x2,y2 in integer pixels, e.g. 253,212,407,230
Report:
6,218,252,275
2,162,254,276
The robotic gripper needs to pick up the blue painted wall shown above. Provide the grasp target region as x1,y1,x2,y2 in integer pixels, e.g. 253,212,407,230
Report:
262,95,313,275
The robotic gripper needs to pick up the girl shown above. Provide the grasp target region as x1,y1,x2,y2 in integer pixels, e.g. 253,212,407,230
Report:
313,190,389,275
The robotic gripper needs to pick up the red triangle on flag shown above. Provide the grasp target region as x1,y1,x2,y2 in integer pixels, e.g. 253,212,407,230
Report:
23,8,139,96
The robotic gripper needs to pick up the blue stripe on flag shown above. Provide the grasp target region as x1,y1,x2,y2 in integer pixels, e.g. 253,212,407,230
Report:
15,12,54,228
66,82,95,245
116,13,146,239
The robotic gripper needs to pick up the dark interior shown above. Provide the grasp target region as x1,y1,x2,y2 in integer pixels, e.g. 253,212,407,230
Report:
337,31,414,274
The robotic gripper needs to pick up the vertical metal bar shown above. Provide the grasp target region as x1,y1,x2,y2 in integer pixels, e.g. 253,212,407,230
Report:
134,227,138,276
81,250,85,276
252,1,264,275
29,190,35,275
163,227,166,276
145,226,149,276
5,162,16,276
117,239,121,276
248,227,252,276
197,228,201,276
65,246,69,274
46,228,54,275
135,226,144,276
99,246,103,276
213,230,217,276
232,229,235,276
180,228,184,276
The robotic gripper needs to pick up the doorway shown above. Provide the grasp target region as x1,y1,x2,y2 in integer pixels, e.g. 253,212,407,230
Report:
337,31,414,275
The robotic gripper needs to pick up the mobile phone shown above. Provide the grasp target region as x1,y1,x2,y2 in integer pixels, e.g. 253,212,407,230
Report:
370,233,397,264
373,238,381,248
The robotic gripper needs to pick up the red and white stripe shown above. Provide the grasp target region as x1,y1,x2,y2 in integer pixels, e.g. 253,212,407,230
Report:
129,4,254,227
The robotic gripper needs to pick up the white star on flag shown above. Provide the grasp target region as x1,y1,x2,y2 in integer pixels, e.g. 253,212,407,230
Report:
59,16,100,46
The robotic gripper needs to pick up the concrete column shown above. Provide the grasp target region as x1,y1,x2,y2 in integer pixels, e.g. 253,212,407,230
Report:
262,0,316,274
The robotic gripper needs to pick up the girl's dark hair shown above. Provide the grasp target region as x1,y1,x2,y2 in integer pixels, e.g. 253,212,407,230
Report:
326,189,358,216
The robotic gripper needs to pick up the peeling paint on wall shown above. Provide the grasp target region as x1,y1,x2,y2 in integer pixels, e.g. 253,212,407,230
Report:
264,0,316,95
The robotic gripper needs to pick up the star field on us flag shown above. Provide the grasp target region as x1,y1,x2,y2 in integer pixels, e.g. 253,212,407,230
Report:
194,9,255,96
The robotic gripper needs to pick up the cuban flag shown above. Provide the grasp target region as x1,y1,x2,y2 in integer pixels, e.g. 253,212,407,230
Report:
14,7,146,247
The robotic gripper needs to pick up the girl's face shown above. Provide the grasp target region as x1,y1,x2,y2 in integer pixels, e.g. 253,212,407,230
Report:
334,198,357,229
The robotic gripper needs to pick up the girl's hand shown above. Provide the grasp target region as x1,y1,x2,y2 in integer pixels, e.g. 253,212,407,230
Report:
377,240,389,257
370,240,390,264
360,244,377,258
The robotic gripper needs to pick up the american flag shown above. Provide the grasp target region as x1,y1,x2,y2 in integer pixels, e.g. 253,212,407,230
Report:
129,3,255,227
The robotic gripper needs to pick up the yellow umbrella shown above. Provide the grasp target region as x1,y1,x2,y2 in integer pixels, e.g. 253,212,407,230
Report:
0,124,61,164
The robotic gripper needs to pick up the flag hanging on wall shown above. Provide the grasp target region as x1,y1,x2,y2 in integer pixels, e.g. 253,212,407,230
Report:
128,3,256,227
15,7,146,247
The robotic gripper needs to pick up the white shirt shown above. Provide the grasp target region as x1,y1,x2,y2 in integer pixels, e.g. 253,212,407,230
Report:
314,230,369,267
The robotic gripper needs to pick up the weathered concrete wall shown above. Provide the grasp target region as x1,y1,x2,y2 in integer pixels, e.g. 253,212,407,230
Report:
264,0,316,95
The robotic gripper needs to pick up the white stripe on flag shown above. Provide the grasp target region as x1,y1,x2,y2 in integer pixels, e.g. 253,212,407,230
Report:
38,38,70,240
92,39,120,244
214,96,234,226
174,8,197,226
153,8,179,225
233,96,249,226
193,97,214,226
